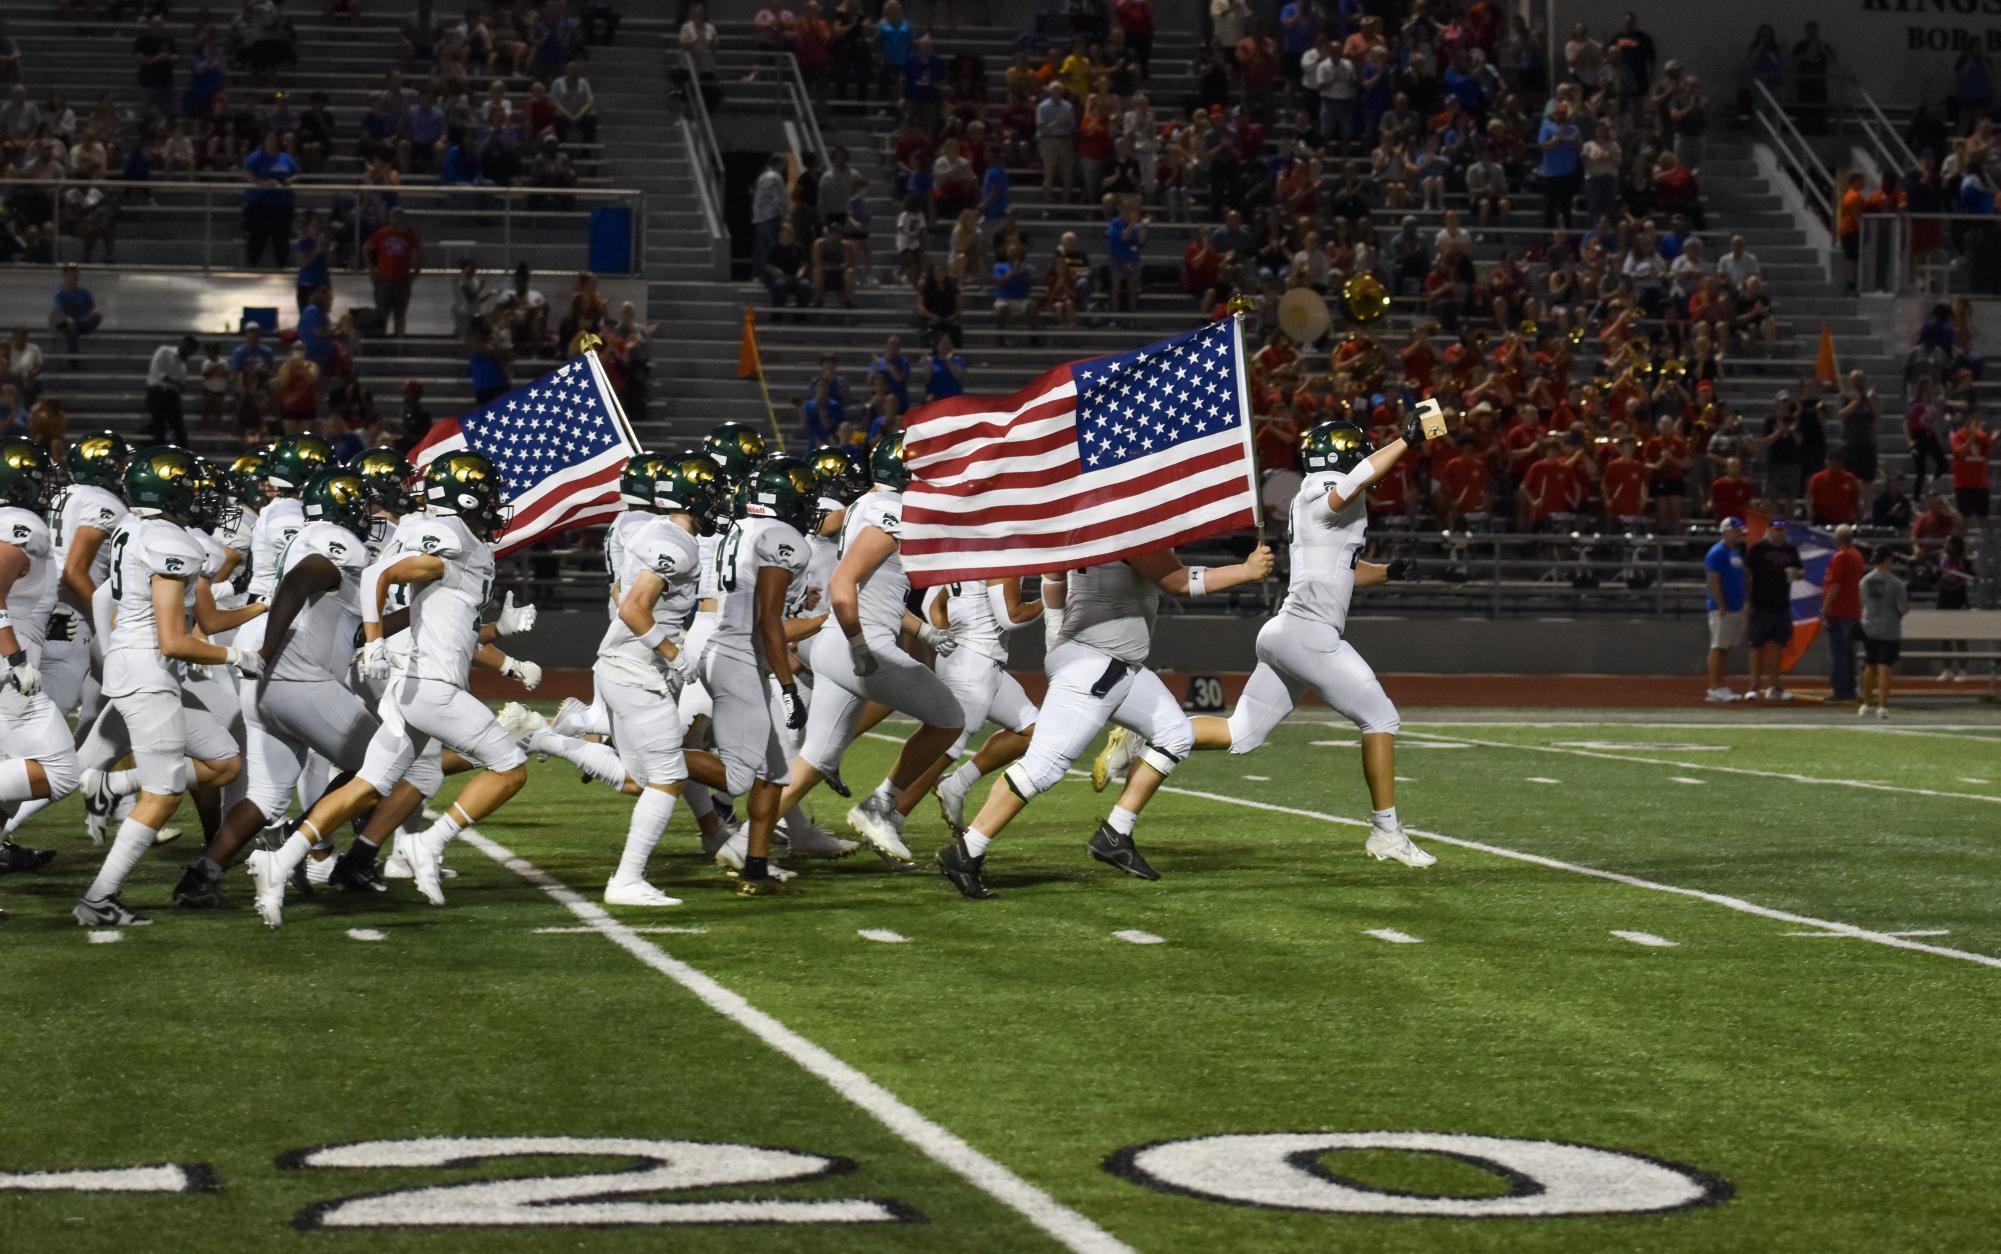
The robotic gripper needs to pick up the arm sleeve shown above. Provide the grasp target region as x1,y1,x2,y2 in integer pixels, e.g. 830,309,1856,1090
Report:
1329,462,1374,503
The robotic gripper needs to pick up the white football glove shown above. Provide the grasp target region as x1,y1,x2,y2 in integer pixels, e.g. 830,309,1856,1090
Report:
847,633,878,677
358,637,392,681
501,656,543,691
664,648,693,692
1,653,40,697
916,622,959,656
211,579,238,603
225,646,265,679
1042,604,1065,651
495,591,537,637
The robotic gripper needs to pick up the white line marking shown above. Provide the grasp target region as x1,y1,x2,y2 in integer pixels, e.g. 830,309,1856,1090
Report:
345,928,386,942
1787,929,1952,939
1611,930,1678,948
1402,730,2001,805
1666,776,1706,786
1311,739,1471,749
86,930,123,945
1241,774,1270,782
1150,782,2001,971
1364,928,1423,944
1408,720,2001,732
462,831,1135,1254
1394,775,1415,783
857,928,909,944
533,925,709,935
1112,929,1165,945
1555,741,1729,752
1962,778,1992,785
1526,777,1562,785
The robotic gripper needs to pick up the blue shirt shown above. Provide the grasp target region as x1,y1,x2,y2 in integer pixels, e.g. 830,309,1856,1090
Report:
228,342,274,374
927,353,966,401
871,354,910,411
468,351,510,394
980,163,1010,220
992,259,1032,300
295,236,329,289
52,287,94,320
1704,541,1747,612
1107,218,1144,264
297,304,335,366
243,148,299,205
903,52,944,103
1279,2,1317,52
1537,120,1581,178
876,19,912,69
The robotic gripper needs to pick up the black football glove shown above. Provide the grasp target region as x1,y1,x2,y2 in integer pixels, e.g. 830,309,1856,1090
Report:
1385,557,1419,583
779,682,807,730
1400,409,1427,448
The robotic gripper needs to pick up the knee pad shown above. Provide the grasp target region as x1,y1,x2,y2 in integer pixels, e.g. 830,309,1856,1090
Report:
1003,757,1062,802
39,748,81,803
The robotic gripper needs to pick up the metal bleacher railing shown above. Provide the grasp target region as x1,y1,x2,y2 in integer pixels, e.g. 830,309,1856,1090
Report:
668,49,730,280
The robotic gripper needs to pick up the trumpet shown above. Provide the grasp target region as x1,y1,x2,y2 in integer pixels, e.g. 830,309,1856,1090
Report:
1341,272,1391,323
1520,318,1539,339
1567,325,1588,346
1659,358,1687,381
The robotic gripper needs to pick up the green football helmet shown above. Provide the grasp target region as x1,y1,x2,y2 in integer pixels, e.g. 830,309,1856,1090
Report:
352,445,416,514
618,452,673,509
740,456,818,533
302,467,374,540
224,453,269,508
869,433,909,491
1301,421,1375,474
67,431,131,491
0,437,52,510
704,421,768,485
265,433,336,493
809,444,868,507
187,457,232,531
124,445,204,521
654,450,727,531
422,451,509,539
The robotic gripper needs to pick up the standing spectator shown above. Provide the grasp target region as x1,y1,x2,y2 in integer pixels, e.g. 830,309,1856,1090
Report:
399,379,434,453
751,152,787,279
364,208,423,337
1935,534,1977,682
0,17,19,89
1038,82,1078,204
297,285,338,370
1707,456,1754,522
48,265,101,363
583,0,622,46
198,341,229,429
1114,0,1154,77
1906,378,1950,498
992,240,1037,345
1821,524,1865,703
1643,415,1688,530
1106,200,1147,315
293,210,331,314
1807,450,1862,526
829,0,871,103
900,34,945,134
1952,413,1993,519
551,62,597,147
273,343,320,436
1762,389,1803,511
1792,20,1835,135
869,335,911,415
467,323,513,404
763,222,812,309
875,1,913,100
6,326,42,401
1745,519,1804,701
916,262,961,346
134,15,177,121
817,146,856,231
1837,370,1880,484
229,323,276,441
145,335,196,445
1538,103,1583,228
1858,546,1908,716
925,334,967,402
895,194,926,286
242,132,299,268
1702,515,1748,702
675,4,721,114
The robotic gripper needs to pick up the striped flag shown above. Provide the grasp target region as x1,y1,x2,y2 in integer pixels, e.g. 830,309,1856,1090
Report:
900,318,1259,587
410,351,639,557
1748,512,1835,673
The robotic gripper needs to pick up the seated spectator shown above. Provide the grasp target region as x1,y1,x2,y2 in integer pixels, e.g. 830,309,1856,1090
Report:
916,262,962,346
1183,231,1224,309
763,222,812,309
1106,200,1148,314
1717,233,1760,289
0,382,26,437
274,342,321,436
1807,449,1862,525
1872,472,1914,530
48,264,100,361
1911,492,1961,553
925,333,967,402
798,353,848,444
296,91,336,172
6,326,41,400
869,336,911,414
992,241,1038,345
1731,275,1776,354
551,62,597,146
467,321,514,404
812,227,854,308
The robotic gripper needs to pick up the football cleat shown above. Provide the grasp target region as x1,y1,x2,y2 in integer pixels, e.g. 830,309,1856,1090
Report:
1091,727,1136,793
711,826,747,872
781,817,859,860
935,837,996,899
172,865,234,909
152,827,183,848
403,829,450,906
847,795,912,863
1876,705,1890,720
246,849,287,928
381,851,413,879
936,768,971,834
1087,821,1160,881
821,764,851,799
700,816,740,859
497,701,549,741
550,696,589,736
81,768,115,844
735,874,799,897
1365,827,1437,868
73,894,153,927
0,840,56,874
604,878,684,907
330,854,389,893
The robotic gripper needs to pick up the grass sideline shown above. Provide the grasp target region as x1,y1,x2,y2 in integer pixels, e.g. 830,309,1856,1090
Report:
3,708,2000,1252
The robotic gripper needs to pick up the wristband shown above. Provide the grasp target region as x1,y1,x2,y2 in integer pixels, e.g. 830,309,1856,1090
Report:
638,622,670,650
3,649,23,668
0,608,11,631
1186,566,1208,597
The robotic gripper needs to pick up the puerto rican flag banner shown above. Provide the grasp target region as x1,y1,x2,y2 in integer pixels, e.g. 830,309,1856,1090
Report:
1748,511,1835,673
409,352,639,557
899,318,1260,587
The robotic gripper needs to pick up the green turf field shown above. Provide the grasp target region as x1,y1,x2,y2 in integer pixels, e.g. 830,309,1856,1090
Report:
5,707,2001,1253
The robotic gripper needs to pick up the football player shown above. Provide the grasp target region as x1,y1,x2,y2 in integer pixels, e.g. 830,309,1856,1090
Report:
0,439,78,899
935,540,1273,900
40,431,130,725
76,447,262,926
918,572,1044,833
780,436,964,864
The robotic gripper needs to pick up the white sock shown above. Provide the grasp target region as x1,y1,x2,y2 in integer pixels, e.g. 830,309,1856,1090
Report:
963,827,992,858
428,808,467,843
0,759,35,802
948,760,981,792
274,830,314,878
869,777,897,806
86,818,158,900
3,796,50,835
1107,805,1138,836
615,788,677,884
1372,806,1398,832
107,768,142,797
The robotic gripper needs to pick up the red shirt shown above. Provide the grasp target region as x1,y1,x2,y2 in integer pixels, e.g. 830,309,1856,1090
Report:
366,224,422,280
1371,456,1411,514
1255,416,1300,471
523,95,556,135
1643,434,1687,482
1806,467,1861,524
1400,341,1436,392
1953,426,1993,490
1182,242,1221,294
1913,510,1957,544
1709,475,1753,521
1601,456,1647,517
1438,454,1488,511
1823,546,1865,620
1523,458,1583,519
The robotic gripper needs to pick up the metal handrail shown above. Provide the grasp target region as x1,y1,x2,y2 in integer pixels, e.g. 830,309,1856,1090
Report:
1852,81,1920,177
760,51,830,167
667,48,727,248
1751,78,1834,225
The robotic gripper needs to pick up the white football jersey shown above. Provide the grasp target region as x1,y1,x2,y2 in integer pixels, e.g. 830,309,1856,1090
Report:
47,482,126,607
357,512,427,676
596,516,702,692
944,576,1016,663
1278,471,1367,633
210,501,257,610
247,496,305,600
268,521,368,684
709,516,808,667
101,516,207,696
602,508,653,614
789,532,838,618
1058,560,1159,665
0,505,58,659
402,512,494,686
840,489,909,638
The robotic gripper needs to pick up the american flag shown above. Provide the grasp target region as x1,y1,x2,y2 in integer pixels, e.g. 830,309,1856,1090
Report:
900,318,1259,587
409,352,640,557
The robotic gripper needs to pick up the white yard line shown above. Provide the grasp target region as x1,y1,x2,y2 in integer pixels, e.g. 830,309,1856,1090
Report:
1112,929,1165,945
533,925,710,935
857,928,909,944
1363,929,1424,944
1611,931,1679,948
1149,782,2001,971
1406,720,2001,734
1401,730,2001,805
460,831,1136,1254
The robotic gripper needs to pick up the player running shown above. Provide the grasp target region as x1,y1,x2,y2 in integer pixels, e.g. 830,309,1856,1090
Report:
0,439,78,904
923,572,1044,833
40,431,130,726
